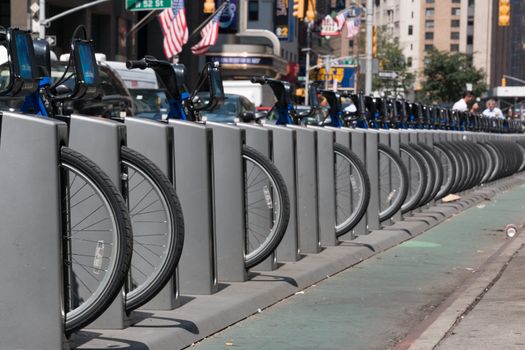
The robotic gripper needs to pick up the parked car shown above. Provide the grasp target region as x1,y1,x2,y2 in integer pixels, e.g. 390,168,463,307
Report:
198,92,260,123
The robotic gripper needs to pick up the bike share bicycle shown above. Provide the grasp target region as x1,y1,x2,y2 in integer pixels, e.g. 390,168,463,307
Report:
0,27,135,335
18,27,184,332
318,88,409,224
366,95,525,205
126,56,290,269
249,77,371,236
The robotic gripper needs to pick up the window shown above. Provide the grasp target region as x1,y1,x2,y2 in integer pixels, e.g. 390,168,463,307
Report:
425,20,434,28
451,8,460,16
451,19,460,27
425,8,435,16
426,0,434,3
408,25,413,35
425,32,434,40
410,43,413,50
407,57,413,67
411,11,414,18
349,40,354,48
248,0,258,21
452,0,460,2
425,44,433,50
451,32,460,40
467,35,473,45
450,44,459,51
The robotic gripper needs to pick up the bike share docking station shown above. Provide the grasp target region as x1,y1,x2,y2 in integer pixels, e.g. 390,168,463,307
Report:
0,112,68,349
237,123,279,271
67,114,131,329
262,125,300,262
327,128,380,238
169,120,218,293
124,117,181,310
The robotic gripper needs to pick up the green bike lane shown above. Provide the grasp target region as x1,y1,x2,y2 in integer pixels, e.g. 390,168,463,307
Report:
193,184,525,350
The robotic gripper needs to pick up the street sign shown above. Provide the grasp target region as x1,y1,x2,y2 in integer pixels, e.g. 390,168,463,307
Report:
378,71,399,79
46,35,56,47
126,0,171,11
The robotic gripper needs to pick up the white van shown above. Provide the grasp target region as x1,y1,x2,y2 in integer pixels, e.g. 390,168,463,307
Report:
99,60,168,120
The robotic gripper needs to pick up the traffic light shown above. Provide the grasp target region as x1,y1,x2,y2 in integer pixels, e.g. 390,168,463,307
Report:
498,0,510,26
306,0,316,22
203,0,215,14
293,0,305,19
372,26,378,58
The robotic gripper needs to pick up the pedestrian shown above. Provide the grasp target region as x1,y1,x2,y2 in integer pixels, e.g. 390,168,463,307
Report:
482,99,504,119
452,91,478,112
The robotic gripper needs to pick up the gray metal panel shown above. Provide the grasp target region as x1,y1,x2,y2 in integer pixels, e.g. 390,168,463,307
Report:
170,120,218,295
309,126,337,247
69,115,125,190
287,125,320,254
0,112,66,350
348,129,368,237
364,130,380,231
388,130,402,222
124,118,180,310
237,123,277,271
68,115,128,329
206,122,247,282
263,125,299,262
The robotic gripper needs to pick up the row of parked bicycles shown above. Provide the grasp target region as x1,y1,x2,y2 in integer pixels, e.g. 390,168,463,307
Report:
1,25,525,345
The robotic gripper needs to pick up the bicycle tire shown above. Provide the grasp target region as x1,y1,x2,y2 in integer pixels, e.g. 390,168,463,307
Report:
121,146,185,312
400,144,428,213
333,143,371,235
410,143,436,207
434,143,457,200
417,143,444,206
61,147,133,335
377,143,409,222
243,145,290,268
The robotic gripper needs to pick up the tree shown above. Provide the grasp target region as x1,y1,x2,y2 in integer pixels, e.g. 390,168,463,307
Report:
419,48,486,104
372,28,415,96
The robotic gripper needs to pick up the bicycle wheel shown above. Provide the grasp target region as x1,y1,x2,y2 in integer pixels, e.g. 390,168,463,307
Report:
121,146,185,312
434,143,457,200
410,143,436,207
377,143,409,222
243,145,290,268
418,143,444,205
333,143,371,235
61,147,133,335
400,144,427,213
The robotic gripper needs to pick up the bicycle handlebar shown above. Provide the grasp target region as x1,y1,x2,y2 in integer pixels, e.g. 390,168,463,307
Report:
126,59,149,70
250,76,266,85
126,56,171,70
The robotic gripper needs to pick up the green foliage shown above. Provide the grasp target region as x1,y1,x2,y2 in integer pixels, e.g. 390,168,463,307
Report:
372,28,415,95
419,47,486,104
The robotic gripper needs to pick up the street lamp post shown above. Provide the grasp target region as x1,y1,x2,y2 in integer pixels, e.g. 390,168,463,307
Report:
303,21,313,106
365,0,373,95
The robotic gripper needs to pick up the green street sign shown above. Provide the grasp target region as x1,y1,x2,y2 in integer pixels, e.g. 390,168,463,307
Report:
126,0,171,11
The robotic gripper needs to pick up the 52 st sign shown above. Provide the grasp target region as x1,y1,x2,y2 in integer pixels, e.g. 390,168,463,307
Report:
126,0,171,11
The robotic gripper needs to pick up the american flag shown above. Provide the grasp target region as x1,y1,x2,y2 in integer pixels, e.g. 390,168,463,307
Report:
191,8,223,55
158,0,188,59
335,10,347,30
